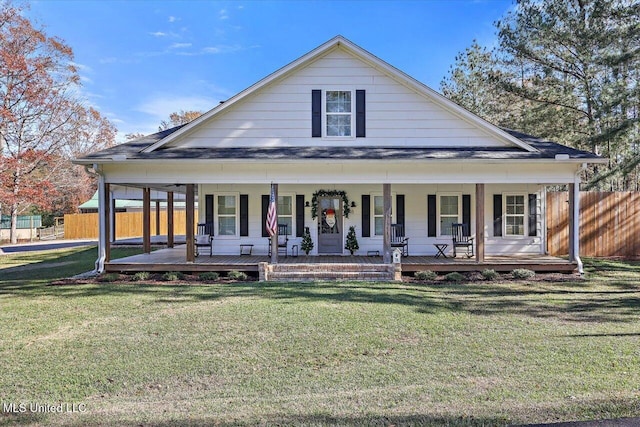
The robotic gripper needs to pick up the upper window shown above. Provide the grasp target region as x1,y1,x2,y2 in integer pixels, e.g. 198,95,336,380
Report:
217,195,237,236
326,91,352,137
505,195,525,236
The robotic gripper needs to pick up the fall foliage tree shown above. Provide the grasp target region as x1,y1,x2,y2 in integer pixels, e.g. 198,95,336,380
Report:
158,110,203,131
0,1,115,242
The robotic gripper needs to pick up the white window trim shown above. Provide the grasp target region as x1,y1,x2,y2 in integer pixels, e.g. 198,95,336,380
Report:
215,192,239,239
437,192,462,237
503,193,527,237
322,88,356,139
371,193,395,238
277,194,295,236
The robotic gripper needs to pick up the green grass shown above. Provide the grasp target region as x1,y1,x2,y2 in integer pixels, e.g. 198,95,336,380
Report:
0,250,639,426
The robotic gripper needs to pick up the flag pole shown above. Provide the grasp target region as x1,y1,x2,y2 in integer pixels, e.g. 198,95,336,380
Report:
268,183,278,264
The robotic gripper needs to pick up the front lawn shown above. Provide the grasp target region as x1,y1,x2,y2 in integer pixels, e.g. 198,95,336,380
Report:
1,249,639,426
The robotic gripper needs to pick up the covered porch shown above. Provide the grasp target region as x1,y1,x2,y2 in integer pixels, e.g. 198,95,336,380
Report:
104,245,576,275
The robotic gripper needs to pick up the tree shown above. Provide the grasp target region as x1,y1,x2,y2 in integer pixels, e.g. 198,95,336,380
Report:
158,110,203,131
344,226,359,255
0,1,115,242
441,0,640,189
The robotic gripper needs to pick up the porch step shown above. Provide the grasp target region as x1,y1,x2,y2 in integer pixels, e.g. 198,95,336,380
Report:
262,263,399,282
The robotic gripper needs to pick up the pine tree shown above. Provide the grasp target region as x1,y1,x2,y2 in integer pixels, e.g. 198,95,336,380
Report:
301,227,314,255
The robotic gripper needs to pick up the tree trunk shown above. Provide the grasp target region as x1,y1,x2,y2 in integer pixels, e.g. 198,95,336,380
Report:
10,202,18,244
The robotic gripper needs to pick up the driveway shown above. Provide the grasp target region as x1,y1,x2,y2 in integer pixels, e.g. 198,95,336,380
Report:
0,240,97,254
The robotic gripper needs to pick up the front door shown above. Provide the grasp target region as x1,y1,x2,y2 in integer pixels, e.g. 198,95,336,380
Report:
318,197,343,254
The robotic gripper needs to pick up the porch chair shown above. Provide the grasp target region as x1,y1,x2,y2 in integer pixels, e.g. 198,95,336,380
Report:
195,222,214,257
268,223,289,258
451,223,474,258
390,223,409,257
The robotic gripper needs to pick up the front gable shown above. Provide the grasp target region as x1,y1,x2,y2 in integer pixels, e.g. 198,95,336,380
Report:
146,36,536,152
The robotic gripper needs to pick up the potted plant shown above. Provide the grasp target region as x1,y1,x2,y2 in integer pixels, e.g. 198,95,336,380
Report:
345,226,359,255
301,227,314,255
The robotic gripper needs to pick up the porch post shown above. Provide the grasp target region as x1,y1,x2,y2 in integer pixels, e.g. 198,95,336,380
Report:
95,167,107,273
383,183,392,263
270,183,279,264
143,187,151,254
475,183,485,263
109,192,116,243
104,183,111,263
186,184,195,262
167,192,174,248
568,181,582,273
155,200,161,236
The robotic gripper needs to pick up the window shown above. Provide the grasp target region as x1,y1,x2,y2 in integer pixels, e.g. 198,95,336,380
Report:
373,196,384,236
439,195,459,235
217,195,237,236
326,91,352,137
278,195,293,234
505,195,525,236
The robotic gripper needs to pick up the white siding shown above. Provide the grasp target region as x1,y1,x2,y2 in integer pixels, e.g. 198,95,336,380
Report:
193,183,545,256
169,48,512,149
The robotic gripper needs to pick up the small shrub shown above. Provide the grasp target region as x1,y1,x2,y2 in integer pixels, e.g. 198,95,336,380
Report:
512,268,536,280
444,272,465,282
99,273,120,282
131,272,151,282
199,272,220,281
162,271,184,281
227,270,248,281
414,270,437,281
481,269,499,281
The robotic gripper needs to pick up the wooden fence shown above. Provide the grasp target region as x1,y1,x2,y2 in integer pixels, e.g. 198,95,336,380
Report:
64,210,198,240
547,191,640,258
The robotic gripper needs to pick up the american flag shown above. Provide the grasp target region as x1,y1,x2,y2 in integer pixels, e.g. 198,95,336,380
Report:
266,185,277,237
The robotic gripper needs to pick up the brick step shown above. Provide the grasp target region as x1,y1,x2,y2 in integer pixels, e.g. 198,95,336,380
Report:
271,263,392,273
266,271,394,282
263,263,399,282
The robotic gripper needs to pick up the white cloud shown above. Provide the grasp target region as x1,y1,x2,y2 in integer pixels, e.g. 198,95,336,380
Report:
150,31,167,37
169,42,192,49
202,44,243,54
168,15,178,23
219,9,229,20
135,95,217,121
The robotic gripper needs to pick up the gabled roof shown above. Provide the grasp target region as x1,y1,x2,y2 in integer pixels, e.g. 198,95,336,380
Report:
74,125,604,163
140,35,537,154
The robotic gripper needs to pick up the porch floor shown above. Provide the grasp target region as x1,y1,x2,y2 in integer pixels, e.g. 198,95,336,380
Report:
105,245,576,274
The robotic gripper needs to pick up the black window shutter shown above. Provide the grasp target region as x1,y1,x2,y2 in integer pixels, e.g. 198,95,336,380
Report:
396,194,405,227
528,194,538,237
427,194,436,237
356,89,366,137
493,194,503,237
312,90,321,137
205,194,214,225
240,194,249,236
296,195,305,237
261,195,269,237
361,195,371,237
462,194,471,236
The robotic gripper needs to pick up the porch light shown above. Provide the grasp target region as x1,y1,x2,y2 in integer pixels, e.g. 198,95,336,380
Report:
305,201,310,208
350,201,356,208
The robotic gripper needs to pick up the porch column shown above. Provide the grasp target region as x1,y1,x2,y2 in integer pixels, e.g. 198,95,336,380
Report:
155,200,161,236
167,192,174,248
186,184,195,262
475,183,485,263
568,181,582,272
270,183,279,264
143,187,151,254
95,168,107,273
383,183,392,263
104,183,111,263
109,192,116,243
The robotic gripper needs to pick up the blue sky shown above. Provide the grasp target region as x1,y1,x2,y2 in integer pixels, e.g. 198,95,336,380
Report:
27,0,513,141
